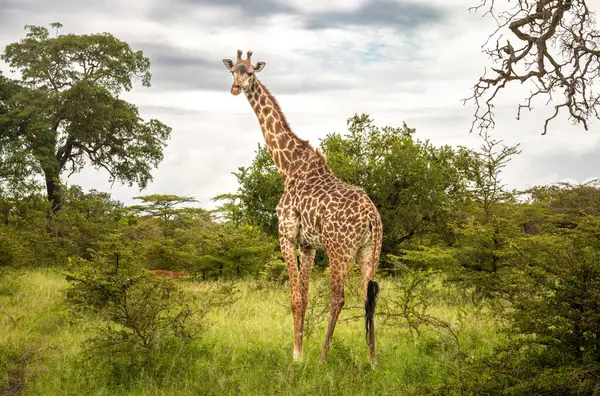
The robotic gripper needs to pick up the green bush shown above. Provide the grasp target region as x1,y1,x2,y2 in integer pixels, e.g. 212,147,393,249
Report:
465,219,600,395
259,255,288,284
0,228,32,268
61,256,200,378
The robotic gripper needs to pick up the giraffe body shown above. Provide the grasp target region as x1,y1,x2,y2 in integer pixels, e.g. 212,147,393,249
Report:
282,171,376,253
222,50,382,365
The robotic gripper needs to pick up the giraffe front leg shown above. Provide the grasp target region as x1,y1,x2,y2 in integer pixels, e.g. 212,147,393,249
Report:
299,246,316,338
279,236,303,360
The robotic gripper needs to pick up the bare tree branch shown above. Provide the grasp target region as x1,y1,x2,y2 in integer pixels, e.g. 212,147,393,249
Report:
464,0,600,135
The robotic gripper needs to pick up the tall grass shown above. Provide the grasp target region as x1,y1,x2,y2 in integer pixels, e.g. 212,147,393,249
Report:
0,268,500,395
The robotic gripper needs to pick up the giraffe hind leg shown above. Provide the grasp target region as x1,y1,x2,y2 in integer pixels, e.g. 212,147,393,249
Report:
319,253,350,365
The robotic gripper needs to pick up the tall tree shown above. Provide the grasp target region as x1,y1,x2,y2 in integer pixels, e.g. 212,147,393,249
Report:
451,132,522,296
0,23,171,213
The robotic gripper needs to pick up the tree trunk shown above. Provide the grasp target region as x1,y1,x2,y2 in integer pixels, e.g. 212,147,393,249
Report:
43,167,62,213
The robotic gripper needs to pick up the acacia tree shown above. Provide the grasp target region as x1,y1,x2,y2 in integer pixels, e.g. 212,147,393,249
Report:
0,23,171,213
210,193,245,226
452,132,522,295
466,0,600,134
130,194,199,235
464,131,521,224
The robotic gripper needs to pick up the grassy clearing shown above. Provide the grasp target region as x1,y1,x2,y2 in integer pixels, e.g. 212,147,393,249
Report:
0,269,88,394
0,268,500,395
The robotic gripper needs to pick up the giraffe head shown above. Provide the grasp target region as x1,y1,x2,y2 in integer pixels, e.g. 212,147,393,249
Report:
222,49,266,96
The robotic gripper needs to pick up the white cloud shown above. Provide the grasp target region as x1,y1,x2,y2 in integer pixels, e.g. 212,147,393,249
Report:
279,0,369,13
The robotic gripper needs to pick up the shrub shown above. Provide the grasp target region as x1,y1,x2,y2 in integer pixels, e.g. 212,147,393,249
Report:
259,255,288,284
0,228,32,268
61,255,201,378
466,219,600,395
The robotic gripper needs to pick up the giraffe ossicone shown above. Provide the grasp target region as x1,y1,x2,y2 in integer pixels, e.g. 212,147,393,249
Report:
222,49,383,365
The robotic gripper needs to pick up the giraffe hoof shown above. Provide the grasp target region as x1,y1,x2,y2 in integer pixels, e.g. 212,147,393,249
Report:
293,349,303,361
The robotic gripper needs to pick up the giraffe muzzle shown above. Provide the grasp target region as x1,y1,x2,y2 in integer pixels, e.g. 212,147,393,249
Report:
231,84,242,96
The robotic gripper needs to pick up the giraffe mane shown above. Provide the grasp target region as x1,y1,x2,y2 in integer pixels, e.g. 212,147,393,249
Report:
315,148,327,164
257,80,327,166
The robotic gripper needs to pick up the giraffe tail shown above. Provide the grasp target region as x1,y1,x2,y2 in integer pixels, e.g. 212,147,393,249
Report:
365,207,382,344
365,279,379,343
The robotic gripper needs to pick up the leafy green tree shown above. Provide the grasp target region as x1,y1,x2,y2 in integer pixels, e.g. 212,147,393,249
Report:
141,220,215,273
52,186,128,259
526,179,600,230
0,226,34,267
0,23,171,213
0,167,41,226
0,73,43,225
210,193,245,226
321,114,473,254
125,194,274,279
130,194,199,235
196,224,275,279
125,194,210,272
450,132,522,296
462,131,521,224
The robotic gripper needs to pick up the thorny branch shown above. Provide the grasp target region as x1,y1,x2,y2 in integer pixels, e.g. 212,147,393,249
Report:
464,0,600,135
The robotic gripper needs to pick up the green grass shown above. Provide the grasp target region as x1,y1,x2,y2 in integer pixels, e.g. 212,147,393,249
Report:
0,268,500,395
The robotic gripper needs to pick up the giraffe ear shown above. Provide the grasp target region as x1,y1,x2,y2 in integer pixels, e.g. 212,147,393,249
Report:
254,61,266,72
223,59,234,70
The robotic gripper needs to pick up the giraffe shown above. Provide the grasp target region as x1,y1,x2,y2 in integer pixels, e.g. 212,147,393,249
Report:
222,50,383,365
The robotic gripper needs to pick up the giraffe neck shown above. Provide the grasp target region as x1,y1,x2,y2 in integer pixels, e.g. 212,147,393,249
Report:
244,79,326,183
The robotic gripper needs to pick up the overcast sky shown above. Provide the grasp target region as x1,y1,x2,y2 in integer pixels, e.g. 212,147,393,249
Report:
1,0,600,209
